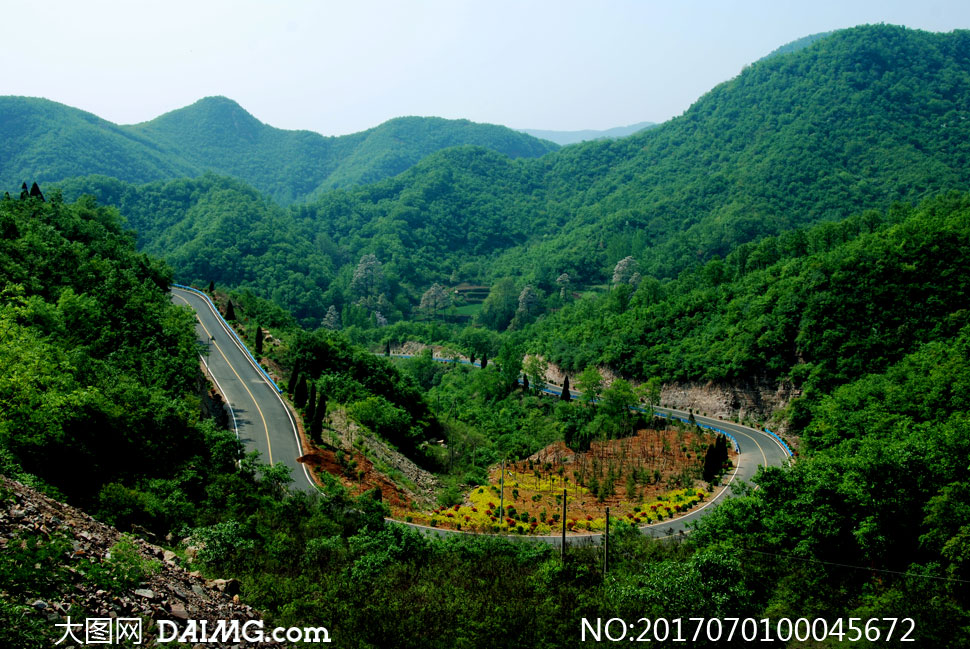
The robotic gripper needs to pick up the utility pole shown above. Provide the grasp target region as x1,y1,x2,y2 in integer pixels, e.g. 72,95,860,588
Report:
499,459,505,523
560,488,567,563
604,506,610,579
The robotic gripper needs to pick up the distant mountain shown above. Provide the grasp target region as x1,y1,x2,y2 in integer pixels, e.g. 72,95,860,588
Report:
0,96,198,187
0,96,559,203
518,121,656,145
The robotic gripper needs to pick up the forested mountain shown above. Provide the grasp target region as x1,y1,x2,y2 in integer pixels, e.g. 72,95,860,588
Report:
128,98,559,201
758,31,833,60
518,121,656,145
534,193,970,396
0,97,199,188
9,24,970,646
0,95,558,204
58,25,970,329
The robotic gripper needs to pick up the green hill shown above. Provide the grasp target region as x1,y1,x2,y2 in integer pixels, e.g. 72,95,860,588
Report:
1,96,559,204
57,25,970,329
302,24,970,285
0,96,199,188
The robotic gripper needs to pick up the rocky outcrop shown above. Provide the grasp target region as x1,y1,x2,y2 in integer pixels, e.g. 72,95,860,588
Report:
0,475,286,648
657,380,799,429
530,355,799,434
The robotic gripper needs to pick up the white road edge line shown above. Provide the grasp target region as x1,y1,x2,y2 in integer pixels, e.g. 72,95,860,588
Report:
173,287,317,491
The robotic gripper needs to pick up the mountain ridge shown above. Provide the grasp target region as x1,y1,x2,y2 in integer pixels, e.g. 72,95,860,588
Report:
0,95,559,203
52,25,970,329
518,121,657,145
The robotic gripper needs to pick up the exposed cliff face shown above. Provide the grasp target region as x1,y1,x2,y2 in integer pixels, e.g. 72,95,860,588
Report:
656,380,800,430
533,356,799,433
0,476,285,648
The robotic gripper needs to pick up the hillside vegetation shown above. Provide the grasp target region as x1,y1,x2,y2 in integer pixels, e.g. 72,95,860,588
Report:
534,193,970,399
0,95,558,204
58,25,970,332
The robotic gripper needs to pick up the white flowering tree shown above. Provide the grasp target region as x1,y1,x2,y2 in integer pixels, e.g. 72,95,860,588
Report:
419,283,450,320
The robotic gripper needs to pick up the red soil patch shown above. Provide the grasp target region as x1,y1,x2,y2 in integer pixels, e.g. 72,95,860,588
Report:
299,447,412,508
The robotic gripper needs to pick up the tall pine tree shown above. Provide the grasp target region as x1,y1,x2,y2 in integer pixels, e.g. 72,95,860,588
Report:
310,392,327,444
305,383,317,421
294,373,308,409
288,358,302,395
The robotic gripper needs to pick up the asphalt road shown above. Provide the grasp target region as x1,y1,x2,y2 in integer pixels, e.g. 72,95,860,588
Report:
161,303,790,540
170,287,316,493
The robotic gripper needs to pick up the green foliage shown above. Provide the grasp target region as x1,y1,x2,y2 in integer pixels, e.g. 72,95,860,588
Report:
24,26,970,338
185,520,256,566
687,325,970,636
87,535,162,591
0,192,243,516
534,193,970,403
4,96,557,205
291,330,439,458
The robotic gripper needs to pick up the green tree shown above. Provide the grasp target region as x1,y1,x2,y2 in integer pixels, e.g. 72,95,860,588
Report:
322,305,341,330
310,392,327,444
419,282,450,320
522,355,549,395
636,377,662,410
576,366,603,407
294,373,308,409
602,378,637,430
305,382,317,421
497,342,524,393
477,278,518,330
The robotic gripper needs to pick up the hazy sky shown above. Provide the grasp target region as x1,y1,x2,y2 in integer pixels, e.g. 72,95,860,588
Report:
5,0,970,135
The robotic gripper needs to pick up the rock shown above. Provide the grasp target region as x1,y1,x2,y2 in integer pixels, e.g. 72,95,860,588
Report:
133,589,155,600
163,550,178,563
170,602,189,620
30,599,48,610
131,524,157,542
205,578,240,595
191,585,207,598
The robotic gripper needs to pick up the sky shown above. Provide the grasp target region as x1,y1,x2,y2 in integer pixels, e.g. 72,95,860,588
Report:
4,0,970,136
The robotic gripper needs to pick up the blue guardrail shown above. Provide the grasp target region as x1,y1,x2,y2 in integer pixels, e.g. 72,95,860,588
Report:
172,284,283,393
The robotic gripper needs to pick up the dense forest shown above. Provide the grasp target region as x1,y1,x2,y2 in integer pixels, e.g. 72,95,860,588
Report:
0,95,558,204
5,188,969,646
55,25,970,333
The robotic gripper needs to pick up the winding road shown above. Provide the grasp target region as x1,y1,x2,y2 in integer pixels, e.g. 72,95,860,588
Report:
170,290,791,543
170,286,316,493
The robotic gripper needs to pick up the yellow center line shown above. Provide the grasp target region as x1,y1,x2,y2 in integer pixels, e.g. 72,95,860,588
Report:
745,429,769,467
173,291,275,464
